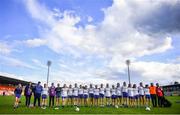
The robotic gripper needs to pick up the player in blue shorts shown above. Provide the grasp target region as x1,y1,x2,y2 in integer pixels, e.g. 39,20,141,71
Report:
73,83,79,106
78,85,84,106
111,85,117,107
14,83,22,109
67,84,73,106
116,83,122,106
93,85,99,106
144,84,151,107
105,83,111,106
61,84,68,107
128,84,134,107
122,82,128,107
133,84,139,107
99,84,105,107
41,84,48,109
138,82,145,107
55,83,61,109
89,84,94,106
83,85,89,107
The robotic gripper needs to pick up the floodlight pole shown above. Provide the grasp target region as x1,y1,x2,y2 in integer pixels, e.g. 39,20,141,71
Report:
126,59,131,84
47,60,52,87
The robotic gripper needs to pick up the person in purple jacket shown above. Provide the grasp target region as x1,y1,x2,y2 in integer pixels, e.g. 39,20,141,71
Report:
24,82,32,107
49,83,56,107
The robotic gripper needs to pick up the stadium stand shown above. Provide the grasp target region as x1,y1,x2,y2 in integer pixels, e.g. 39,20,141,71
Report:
162,83,180,96
0,75,32,96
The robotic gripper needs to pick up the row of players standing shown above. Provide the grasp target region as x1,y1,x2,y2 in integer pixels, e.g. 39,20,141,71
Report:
14,81,164,109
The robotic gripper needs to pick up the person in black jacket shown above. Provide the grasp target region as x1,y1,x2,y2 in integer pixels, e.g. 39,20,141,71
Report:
24,82,32,107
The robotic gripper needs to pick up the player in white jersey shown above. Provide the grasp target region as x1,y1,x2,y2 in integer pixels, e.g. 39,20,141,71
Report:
67,84,73,106
122,82,128,107
89,84,94,106
105,83,111,106
78,85,84,106
61,84,68,107
133,84,139,107
144,84,151,107
138,82,145,107
128,84,134,107
73,83,79,106
83,85,89,106
93,85,99,106
41,84,48,109
116,83,122,106
111,85,117,106
99,84,105,106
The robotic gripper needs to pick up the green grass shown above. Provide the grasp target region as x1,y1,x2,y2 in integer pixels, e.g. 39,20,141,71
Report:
0,96,180,114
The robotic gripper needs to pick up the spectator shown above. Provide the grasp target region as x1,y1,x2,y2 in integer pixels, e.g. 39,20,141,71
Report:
3,91,5,96
33,81,43,107
156,83,164,107
24,82,32,107
149,83,157,107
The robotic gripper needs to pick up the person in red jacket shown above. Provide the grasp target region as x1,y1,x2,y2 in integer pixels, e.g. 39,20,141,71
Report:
156,83,164,107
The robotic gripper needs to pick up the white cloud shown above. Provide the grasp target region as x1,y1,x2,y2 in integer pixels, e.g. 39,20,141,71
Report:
25,38,47,47
87,16,93,22
0,55,36,69
132,61,180,85
32,59,47,69
0,42,12,55
0,72,24,80
24,0,173,57
22,0,179,84
24,0,56,27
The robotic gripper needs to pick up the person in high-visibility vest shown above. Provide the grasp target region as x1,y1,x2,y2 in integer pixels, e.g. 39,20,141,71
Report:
149,83,157,107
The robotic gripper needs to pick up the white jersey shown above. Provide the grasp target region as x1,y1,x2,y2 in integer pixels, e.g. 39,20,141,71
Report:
83,89,88,95
105,88,111,97
73,87,79,96
89,88,94,94
138,86,144,95
128,87,134,97
144,88,150,95
133,88,139,96
61,87,68,97
111,88,116,95
116,86,122,96
122,86,128,93
42,87,48,95
78,88,84,95
94,88,99,95
99,88,105,94
68,88,73,96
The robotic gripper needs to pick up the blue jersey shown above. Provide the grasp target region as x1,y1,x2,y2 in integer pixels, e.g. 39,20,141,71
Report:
14,87,22,95
35,85,43,94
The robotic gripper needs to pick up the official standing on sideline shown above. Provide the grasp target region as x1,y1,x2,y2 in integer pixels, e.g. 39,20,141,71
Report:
33,81,43,107
149,83,157,107
24,82,32,107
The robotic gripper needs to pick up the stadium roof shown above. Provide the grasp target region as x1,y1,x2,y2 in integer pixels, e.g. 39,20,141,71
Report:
0,75,33,86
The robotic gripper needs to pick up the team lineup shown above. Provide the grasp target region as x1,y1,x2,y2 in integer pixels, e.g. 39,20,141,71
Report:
14,81,164,111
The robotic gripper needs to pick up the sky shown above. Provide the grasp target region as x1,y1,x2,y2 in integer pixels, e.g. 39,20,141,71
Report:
0,0,180,86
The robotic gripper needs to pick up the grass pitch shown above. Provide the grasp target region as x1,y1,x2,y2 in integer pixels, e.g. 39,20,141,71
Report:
0,96,180,114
